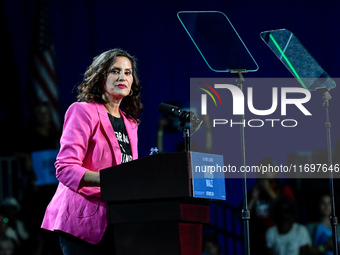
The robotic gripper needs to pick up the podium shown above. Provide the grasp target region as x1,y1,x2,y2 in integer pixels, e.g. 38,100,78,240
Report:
100,152,223,255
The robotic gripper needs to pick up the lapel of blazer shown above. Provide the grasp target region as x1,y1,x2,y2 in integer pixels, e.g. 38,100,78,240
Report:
95,102,121,165
120,109,138,160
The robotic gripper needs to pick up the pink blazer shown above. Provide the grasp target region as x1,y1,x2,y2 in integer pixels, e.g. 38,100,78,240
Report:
41,102,138,244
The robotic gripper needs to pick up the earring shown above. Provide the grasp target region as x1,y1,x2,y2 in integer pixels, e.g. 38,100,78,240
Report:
129,89,133,96
98,86,103,94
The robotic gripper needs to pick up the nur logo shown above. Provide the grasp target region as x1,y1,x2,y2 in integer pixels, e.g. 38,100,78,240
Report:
197,81,312,128
198,83,312,116
198,83,223,115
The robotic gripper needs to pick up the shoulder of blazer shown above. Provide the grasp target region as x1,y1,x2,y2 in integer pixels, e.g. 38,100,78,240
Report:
67,102,104,119
69,102,138,129
63,102,103,131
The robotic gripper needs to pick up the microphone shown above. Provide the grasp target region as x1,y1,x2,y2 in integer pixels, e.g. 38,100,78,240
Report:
158,103,203,134
158,103,185,119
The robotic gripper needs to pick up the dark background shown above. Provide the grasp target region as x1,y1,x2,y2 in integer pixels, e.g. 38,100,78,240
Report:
2,0,340,208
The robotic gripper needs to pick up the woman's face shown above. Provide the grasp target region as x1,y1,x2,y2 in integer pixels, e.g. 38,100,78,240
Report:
319,195,331,217
103,56,133,101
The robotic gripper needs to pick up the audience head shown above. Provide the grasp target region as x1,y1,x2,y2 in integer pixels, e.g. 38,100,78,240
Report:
202,234,221,255
270,196,298,225
318,194,331,218
256,157,279,179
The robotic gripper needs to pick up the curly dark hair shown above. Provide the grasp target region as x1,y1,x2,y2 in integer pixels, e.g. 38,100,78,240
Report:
76,48,143,124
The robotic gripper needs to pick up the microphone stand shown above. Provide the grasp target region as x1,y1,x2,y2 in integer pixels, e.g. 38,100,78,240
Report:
177,111,202,152
178,120,190,152
316,87,338,255
183,128,190,152
230,69,251,255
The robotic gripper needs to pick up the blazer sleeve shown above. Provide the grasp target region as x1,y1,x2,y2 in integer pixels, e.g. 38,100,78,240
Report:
55,103,95,192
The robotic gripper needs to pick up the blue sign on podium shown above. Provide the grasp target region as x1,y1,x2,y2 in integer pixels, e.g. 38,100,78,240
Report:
190,152,226,200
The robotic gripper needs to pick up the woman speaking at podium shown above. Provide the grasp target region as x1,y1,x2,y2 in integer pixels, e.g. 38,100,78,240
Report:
41,48,143,254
